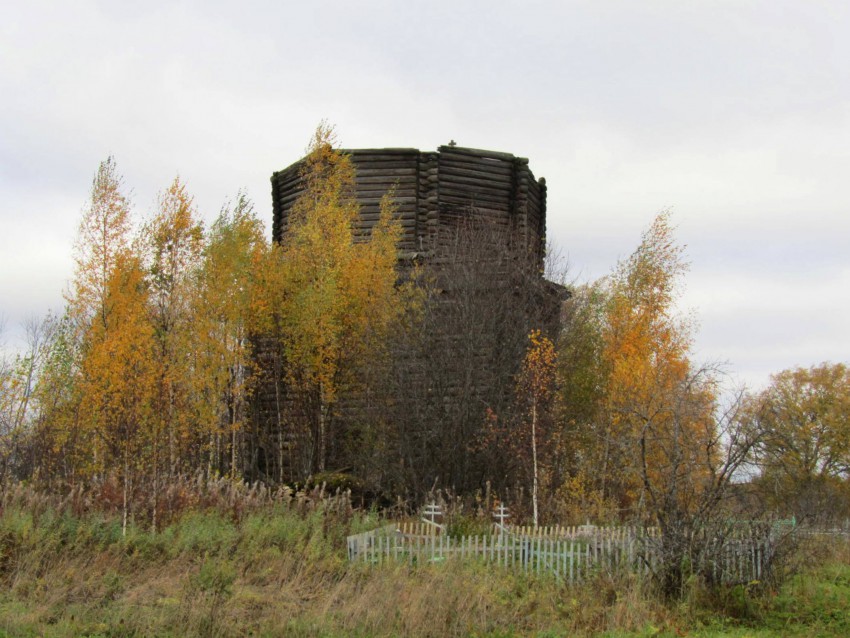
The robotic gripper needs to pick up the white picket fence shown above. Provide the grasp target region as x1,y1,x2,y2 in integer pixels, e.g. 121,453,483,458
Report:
347,523,772,585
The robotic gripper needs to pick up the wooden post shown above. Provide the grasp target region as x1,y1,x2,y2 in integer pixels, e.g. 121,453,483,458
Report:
569,540,574,583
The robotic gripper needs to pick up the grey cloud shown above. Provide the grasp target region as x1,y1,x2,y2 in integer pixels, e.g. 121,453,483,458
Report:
1,0,848,386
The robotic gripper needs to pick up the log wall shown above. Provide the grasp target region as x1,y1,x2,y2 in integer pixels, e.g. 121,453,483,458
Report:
259,144,559,485
271,145,548,267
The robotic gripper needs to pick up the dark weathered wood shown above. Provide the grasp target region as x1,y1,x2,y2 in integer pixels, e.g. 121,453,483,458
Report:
439,154,514,170
278,190,306,208
357,218,416,230
345,148,419,158
358,202,417,213
440,191,511,209
274,167,303,185
349,155,418,164
271,144,548,272
354,173,416,183
352,196,418,207
353,167,418,178
439,182,510,200
439,174,512,196
440,169,511,186
437,145,520,162
439,158,514,177
356,189,418,201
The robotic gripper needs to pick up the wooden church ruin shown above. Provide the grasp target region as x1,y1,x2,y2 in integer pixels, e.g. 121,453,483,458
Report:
272,144,548,265
252,144,565,494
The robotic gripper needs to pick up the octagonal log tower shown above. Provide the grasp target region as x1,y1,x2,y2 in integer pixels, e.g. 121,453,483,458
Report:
271,144,548,269
254,144,563,491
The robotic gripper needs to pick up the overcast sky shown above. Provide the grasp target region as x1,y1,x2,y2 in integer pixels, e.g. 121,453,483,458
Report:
2,0,848,391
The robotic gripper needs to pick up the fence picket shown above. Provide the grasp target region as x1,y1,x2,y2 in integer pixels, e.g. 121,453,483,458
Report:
347,521,777,584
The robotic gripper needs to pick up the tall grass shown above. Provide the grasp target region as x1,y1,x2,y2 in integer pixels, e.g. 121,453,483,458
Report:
0,482,847,637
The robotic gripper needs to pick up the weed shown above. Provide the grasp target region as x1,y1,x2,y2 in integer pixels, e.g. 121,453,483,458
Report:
0,490,847,638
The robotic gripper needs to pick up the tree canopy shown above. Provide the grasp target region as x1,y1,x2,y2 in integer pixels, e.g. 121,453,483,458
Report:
1,132,848,562
747,362,850,519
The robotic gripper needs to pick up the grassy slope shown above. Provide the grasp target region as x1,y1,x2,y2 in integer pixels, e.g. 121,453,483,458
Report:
0,503,847,638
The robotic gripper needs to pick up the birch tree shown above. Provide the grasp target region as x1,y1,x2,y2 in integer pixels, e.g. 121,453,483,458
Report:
558,212,764,596
78,252,156,534
66,157,134,477
69,156,132,333
143,177,205,478
267,124,405,477
194,194,267,478
516,330,557,527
